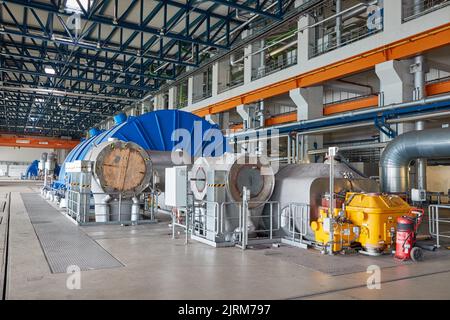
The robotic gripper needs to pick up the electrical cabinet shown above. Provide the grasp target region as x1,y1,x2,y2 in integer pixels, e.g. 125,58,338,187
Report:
165,166,187,207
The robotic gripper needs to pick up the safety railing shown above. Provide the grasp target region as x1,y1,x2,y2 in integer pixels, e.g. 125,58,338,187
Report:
192,90,212,104
252,55,297,81
280,202,311,248
402,0,450,22
66,190,157,225
191,201,221,239
310,23,382,58
428,204,450,248
181,198,281,249
428,192,450,205
218,74,245,93
233,200,281,250
176,98,188,109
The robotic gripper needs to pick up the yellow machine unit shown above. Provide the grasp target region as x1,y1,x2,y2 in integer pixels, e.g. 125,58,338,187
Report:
311,193,411,254
311,208,358,252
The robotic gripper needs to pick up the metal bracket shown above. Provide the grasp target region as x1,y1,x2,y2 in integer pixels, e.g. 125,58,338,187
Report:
374,117,397,139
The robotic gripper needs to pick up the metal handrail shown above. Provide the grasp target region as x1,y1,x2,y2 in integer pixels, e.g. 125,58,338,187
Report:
428,204,450,248
282,202,310,242
310,23,382,58
402,0,450,21
252,55,297,81
65,190,155,225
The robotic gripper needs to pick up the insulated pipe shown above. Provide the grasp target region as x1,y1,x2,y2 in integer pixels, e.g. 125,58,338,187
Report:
413,55,427,190
228,94,450,140
380,127,450,193
131,196,140,223
415,120,427,190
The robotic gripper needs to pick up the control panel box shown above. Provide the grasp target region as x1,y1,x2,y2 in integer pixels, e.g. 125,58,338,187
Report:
411,188,427,202
165,166,187,207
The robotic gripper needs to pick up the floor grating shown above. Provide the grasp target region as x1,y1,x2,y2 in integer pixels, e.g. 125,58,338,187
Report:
21,193,123,274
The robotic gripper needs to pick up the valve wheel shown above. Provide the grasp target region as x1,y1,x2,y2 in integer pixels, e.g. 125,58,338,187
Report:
411,247,423,262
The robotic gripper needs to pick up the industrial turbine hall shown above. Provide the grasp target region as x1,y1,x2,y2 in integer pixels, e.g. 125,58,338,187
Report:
1,0,450,303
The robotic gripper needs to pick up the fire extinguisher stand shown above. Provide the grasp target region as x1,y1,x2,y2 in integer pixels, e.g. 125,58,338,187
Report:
394,209,424,262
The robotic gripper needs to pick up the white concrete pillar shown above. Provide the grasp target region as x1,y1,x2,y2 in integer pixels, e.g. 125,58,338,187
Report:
205,114,219,125
236,104,258,153
242,30,253,85
187,64,194,106
153,94,162,110
141,101,151,114
289,86,324,163
298,13,314,62
222,112,230,130
212,62,219,96
168,87,176,109
290,87,323,121
375,59,415,140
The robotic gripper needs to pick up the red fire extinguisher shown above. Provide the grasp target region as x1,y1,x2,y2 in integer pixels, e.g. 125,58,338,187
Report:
395,209,424,261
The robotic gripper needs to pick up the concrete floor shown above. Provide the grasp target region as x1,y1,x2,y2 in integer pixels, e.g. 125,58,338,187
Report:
1,180,450,300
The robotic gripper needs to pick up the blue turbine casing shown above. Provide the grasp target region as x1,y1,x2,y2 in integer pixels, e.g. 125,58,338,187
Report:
54,110,228,189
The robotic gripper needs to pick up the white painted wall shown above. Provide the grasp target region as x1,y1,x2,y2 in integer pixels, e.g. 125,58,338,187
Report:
0,146,55,162
427,166,450,193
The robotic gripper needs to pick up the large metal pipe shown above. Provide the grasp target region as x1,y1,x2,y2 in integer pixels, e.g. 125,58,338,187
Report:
229,94,450,140
413,55,427,190
380,127,450,193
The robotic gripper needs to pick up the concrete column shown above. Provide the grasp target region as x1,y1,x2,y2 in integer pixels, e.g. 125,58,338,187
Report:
242,30,253,85
222,112,230,130
298,13,314,63
236,104,258,154
168,87,176,109
187,77,194,106
375,59,415,141
153,94,162,110
140,101,150,114
205,114,219,125
212,62,219,96
289,86,324,163
237,104,257,130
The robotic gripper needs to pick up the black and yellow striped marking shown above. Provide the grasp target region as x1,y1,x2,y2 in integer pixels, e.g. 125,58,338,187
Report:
70,183,91,188
207,183,226,187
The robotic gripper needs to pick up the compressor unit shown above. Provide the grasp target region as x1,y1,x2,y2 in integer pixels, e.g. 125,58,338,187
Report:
310,192,414,255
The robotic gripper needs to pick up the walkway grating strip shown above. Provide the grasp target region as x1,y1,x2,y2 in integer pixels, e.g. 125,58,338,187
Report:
21,193,123,273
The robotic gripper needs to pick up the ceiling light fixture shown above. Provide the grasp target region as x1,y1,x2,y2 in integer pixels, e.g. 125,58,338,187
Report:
44,66,56,75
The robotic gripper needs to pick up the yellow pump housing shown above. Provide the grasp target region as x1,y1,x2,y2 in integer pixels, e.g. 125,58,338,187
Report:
311,193,411,253
311,208,358,252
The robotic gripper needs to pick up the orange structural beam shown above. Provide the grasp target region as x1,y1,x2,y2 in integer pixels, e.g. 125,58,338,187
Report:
247,77,450,126
426,79,450,96
194,23,450,117
0,135,79,149
324,95,378,115
265,112,297,126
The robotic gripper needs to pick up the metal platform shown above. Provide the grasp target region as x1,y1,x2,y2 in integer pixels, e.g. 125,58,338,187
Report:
21,193,123,274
